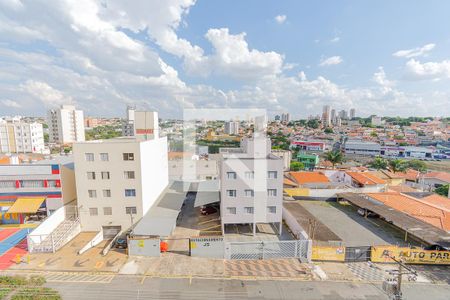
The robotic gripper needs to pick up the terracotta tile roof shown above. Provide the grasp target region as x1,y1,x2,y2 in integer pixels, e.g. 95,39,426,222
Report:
0,157,10,164
421,194,450,211
378,170,404,179
283,177,298,187
367,192,450,231
395,169,420,181
423,172,450,183
288,171,330,184
388,185,418,193
346,171,386,185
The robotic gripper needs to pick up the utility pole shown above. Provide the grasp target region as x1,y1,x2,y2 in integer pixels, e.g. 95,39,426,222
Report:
383,255,417,300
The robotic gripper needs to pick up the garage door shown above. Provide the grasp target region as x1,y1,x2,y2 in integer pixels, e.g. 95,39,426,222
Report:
102,226,121,239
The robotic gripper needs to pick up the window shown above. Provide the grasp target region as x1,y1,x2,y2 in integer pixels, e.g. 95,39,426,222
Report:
244,189,254,197
267,206,277,214
226,190,236,197
88,190,97,198
268,171,278,179
227,172,237,179
226,207,236,214
244,171,254,179
244,207,254,214
123,153,134,161
89,208,98,216
101,171,110,180
125,189,136,197
85,153,94,161
124,171,135,179
100,153,109,161
103,207,112,215
267,189,277,197
0,181,15,189
87,172,96,180
126,206,137,214
103,189,111,197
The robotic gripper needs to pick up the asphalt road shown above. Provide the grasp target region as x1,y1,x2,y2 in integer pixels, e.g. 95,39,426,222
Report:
46,275,450,300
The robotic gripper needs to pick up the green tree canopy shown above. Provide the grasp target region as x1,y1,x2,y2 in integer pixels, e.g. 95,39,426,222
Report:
388,159,408,173
435,184,449,197
324,150,343,168
406,159,427,172
369,157,388,170
290,161,305,171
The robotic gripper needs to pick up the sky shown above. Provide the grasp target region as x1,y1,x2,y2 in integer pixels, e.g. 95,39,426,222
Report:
0,0,450,119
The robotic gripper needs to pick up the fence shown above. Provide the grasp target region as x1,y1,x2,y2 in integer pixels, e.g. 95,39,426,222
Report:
224,240,311,261
311,245,450,265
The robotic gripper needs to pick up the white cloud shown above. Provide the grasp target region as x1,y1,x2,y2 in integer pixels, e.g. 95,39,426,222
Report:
319,56,343,67
21,80,71,107
330,37,340,43
0,1,447,118
373,67,395,92
393,43,435,58
274,15,287,24
1,99,21,108
404,59,450,80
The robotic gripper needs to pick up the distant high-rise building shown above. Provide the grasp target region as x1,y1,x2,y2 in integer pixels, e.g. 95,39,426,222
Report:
350,108,356,119
331,109,336,124
322,105,331,127
274,115,281,121
281,113,290,123
338,110,348,120
122,106,159,140
48,105,85,144
0,117,45,153
224,121,240,135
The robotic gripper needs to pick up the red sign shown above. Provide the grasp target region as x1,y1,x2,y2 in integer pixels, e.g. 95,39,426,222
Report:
136,129,154,134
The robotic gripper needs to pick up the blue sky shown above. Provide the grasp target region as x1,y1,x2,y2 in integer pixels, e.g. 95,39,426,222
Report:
0,0,449,118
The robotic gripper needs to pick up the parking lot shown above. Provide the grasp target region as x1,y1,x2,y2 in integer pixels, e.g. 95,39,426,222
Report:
298,200,420,247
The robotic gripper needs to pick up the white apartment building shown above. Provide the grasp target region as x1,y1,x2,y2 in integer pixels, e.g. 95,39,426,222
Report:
220,135,283,235
0,118,45,153
73,137,168,232
48,105,85,144
322,105,331,127
281,113,290,123
122,106,159,140
224,121,240,135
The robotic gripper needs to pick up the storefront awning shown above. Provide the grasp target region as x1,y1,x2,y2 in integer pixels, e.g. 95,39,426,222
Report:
7,197,46,214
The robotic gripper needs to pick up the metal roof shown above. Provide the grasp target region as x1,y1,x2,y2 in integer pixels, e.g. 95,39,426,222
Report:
132,188,186,237
194,191,220,207
337,192,450,248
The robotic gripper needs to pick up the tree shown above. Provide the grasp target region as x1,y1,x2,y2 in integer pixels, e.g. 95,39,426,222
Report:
388,159,407,173
324,150,343,169
290,161,305,171
370,131,378,138
435,184,449,197
406,159,427,172
324,127,333,134
306,119,319,129
369,157,388,170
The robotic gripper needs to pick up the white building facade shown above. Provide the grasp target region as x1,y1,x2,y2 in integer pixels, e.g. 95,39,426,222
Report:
0,118,45,153
220,136,283,235
73,137,168,232
224,121,240,135
122,107,159,140
48,105,85,144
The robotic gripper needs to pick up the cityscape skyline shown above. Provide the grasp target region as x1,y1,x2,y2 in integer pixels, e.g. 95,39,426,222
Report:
0,1,450,118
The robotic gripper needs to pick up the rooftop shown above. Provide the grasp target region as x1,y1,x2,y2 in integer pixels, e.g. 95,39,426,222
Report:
288,171,330,185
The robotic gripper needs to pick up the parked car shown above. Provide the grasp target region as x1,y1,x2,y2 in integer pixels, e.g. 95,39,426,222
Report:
357,208,378,218
200,205,217,215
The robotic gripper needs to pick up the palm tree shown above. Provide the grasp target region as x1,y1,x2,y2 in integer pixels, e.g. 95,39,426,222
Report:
369,157,388,170
324,150,343,169
388,159,407,173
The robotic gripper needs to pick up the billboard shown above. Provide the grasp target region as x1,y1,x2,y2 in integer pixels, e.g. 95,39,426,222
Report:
371,246,450,265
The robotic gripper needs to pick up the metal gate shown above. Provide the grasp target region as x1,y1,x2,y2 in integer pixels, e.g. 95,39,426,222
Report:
225,240,311,261
102,226,121,239
345,246,371,262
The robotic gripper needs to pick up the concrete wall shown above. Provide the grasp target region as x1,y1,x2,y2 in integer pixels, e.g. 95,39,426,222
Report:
128,238,160,257
190,237,224,258
139,137,169,216
60,165,77,205
282,207,310,240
